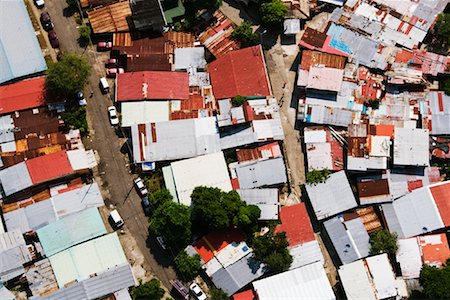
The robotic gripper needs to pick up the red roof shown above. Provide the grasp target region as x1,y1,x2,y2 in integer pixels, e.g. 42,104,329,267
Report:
430,181,450,226
116,71,189,101
233,289,256,300
193,229,245,263
25,150,74,184
0,77,46,115
208,46,271,99
420,234,450,268
275,203,315,247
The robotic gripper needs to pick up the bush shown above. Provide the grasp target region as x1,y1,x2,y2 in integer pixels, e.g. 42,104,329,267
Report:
210,288,228,299
66,0,78,8
369,229,398,255
420,261,450,299
131,279,165,300
442,78,450,96
251,231,293,273
62,107,88,135
174,251,201,281
231,21,257,47
260,0,288,28
231,95,246,107
78,25,91,46
306,168,331,185
429,13,450,54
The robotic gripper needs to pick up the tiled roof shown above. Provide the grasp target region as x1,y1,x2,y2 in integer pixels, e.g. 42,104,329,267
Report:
429,181,450,226
116,71,189,101
275,203,315,247
0,77,46,115
208,46,271,99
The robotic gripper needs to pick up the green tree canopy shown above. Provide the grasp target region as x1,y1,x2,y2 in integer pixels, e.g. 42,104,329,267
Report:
62,107,88,134
150,201,191,250
78,25,91,47
442,78,450,96
66,0,79,8
45,53,91,106
174,250,202,281
231,22,257,47
190,187,260,236
148,189,173,212
419,260,450,299
306,168,331,185
429,13,450,54
231,95,247,107
131,279,165,300
251,231,292,273
182,0,222,11
369,229,398,255
210,288,228,299
260,0,288,28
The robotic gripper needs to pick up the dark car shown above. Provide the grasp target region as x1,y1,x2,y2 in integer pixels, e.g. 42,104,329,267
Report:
76,91,87,106
48,30,59,48
141,197,151,216
40,12,53,31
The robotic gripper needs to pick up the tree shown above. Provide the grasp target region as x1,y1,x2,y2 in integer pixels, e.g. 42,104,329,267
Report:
174,250,202,281
131,279,165,300
190,187,260,236
150,201,191,250
231,22,257,47
251,231,292,273
210,288,228,300
419,261,450,299
429,13,450,54
260,0,288,28
66,0,79,8
78,25,91,47
45,53,91,106
442,78,450,96
306,168,331,185
369,229,398,255
62,107,88,134
148,189,173,212
182,0,222,11
231,95,246,107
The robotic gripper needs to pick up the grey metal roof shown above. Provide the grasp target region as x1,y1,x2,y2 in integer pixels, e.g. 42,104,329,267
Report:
324,216,369,265
289,240,324,270
0,229,32,281
211,253,264,296
237,189,279,220
0,115,15,144
220,126,256,150
0,162,32,197
0,285,14,300
30,263,135,300
381,186,443,238
174,47,206,70
235,158,287,189
0,0,47,83
305,171,357,220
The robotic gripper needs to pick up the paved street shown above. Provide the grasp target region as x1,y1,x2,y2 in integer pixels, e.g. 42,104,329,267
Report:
42,0,177,291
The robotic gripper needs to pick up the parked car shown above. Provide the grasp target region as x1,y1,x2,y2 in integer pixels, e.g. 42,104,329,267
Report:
189,283,207,300
171,280,189,300
106,68,124,78
97,41,112,51
105,58,118,67
34,0,45,8
76,91,86,106
156,236,167,250
133,177,148,197
99,77,110,94
48,30,59,48
108,106,119,126
141,197,151,216
40,12,53,31
109,209,124,229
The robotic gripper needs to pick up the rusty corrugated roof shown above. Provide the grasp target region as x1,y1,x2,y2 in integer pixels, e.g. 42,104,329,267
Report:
87,1,131,33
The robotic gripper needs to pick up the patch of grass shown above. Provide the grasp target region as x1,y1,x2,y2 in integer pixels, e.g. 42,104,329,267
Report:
143,170,164,193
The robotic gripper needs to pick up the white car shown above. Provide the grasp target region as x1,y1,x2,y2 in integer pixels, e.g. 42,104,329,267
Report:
108,106,119,125
34,0,44,8
133,177,148,197
189,283,207,300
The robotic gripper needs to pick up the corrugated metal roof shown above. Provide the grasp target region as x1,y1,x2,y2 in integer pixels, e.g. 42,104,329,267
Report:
338,260,377,300
0,285,14,300
396,238,422,279
30,263,135,300
236,189,278,220
37,208,107,257
0,77,46,115
87,1,131,33
252,261,335,300
211,253,264,296
305,171,357,220
300,50,347,70
0,0,47,84
121,101,169,127
49,233,128,288
208,45,270,99
131,117,220,163
366,254,398,299
275,203,315,246
234,157,287,189
174,47,206,70
130,0,165,33
169,151,232,205
289,240,324,270
306,67,343,92
26,258,58,297
0,162,33,197
0,229,32,281
0,115,15,145
394,128,429,166
26,151,73,184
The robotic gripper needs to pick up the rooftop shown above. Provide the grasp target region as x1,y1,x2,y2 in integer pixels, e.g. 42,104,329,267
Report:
121,101,169,127
116,71,189,101
193,230,245,264
394,128,429,166
275,203,315,247
236,189,279,220
0,0,47,83
0,77,46,115
174,47,206,70
87,1,131,33
306,67,344,92
231,157,287,189
130,0,165,33
208,45,271,99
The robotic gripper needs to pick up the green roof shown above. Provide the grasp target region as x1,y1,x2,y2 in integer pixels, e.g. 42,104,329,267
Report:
163,0,185,24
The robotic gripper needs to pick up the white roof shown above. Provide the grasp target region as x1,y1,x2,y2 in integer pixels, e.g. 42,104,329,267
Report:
338,260,376,300
369,135,390,157
49,233,127,288
393,128,429,166
289,240,324,270
305,171,358,220
306,67,344,92
396,238,422,279
306,142,333,171
174,47,206,70
253,261,335,300
347,156,387,171
304,129,327,143
67,149,97,170
168,151,232,205
121,101,169,127
236,189,279,220
366,254,398,299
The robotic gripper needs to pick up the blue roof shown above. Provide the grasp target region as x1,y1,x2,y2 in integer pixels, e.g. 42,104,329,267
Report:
0,0,47,83
37,208,107,257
